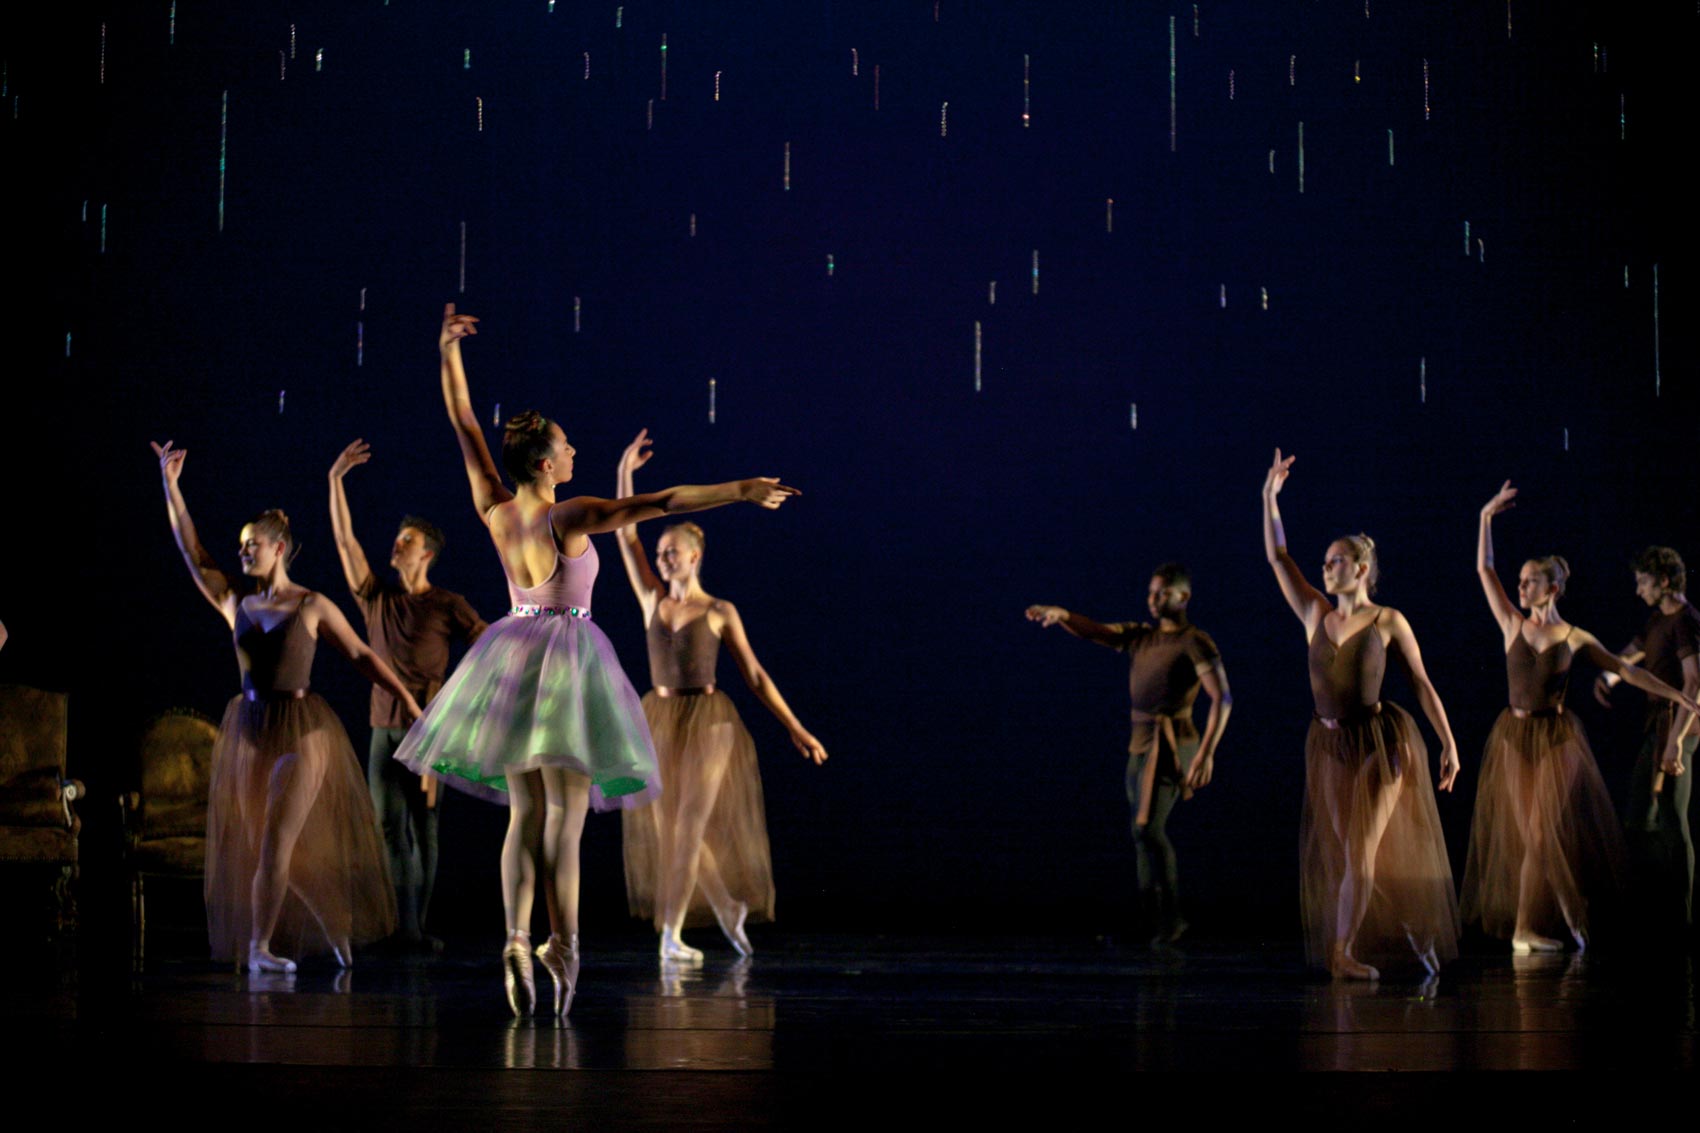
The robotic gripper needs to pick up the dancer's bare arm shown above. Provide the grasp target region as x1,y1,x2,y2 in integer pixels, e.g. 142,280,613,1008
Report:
552,479,799,546
307,595,424,721
718,601,828,765
1024,605,1125,647
613,429,665,619
1187,661,1233,791
328,439,375,595
150,441,239,628
1477,481,1521,643
437,303,512,519
1385,609,1461,792
1262,449,1329,632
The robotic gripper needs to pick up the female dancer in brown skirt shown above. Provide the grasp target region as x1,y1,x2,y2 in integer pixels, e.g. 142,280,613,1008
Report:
1262,449,1461,979
151,441,419,972
614,430,828,962
1464,481,1694,951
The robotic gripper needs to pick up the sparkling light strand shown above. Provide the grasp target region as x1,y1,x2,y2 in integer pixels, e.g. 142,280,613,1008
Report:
1619,93,1625,141
280,51,287,81
573,296,581,333
1229,69,1235,100
708,378,716,423
616,6,623,29
1563,428,1569,452
477,96,484,131
1507,1,1513,39
1130,403,1139,430
217,90,228,232
1268,149,1275,174
1289,54,1296,86
1218,284,1227,309
290,24,297,60
660,34,667,101
1031,250,1039,295
1297,122,1304,193
646,99,653,130
1420,357,1427,403
100,203,107,253
494,403,501,425
584,53,591,80
940,102,948,137
826,254,835,276
1423,58,1430,120
170,2,176,46
278,390,286,414
988,281,997,305
973,322,982,392
1193,4,1200,36
100,23,106,84
65,332,72,359
356,321,364,367
1106,198,1113,233
1477,238,1485,263
463,47,471,70
1260,286,1269,310
714,71,721,101
1387,128,1395,165
689,213,697,237
315,48,323,72
783,142,791,190
851,48,859,76
459,221,467,293
1464,220,1471,255
1168,18,1177,152
1023,54,1031,127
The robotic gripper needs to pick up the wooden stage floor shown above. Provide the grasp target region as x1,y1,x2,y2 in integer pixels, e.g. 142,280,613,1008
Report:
9,933,1695,1125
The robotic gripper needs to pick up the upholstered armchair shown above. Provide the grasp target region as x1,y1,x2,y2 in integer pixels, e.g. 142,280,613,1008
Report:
0,685,82,936
122,710,215,965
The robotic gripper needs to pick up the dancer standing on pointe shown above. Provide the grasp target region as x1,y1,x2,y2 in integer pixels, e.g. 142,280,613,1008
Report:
328,439,488,949
1463,483,1687,952
1025,563,1232,946
1261,449,1461,980
151,441,413,973
1593,546,1700,929
614,430,829,962
394,305,800,1017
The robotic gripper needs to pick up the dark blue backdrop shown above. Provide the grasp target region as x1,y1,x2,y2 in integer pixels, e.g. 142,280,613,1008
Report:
8,1,1695,939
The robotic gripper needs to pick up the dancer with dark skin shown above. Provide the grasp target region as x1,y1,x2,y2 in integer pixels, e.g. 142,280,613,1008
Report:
615,430,828,962
1262,448,1461,980
151,440,420,973
329,439,487,948
1466,482,1691,951
1593,546,1700,926
395,305,800,1017
1025,564,1231,945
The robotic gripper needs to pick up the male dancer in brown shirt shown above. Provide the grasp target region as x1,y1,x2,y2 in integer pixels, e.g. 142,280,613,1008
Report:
1028,562,1232,945
330,440,487,947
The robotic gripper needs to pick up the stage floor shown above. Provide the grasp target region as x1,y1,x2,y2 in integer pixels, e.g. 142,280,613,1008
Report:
12,933,1696,1125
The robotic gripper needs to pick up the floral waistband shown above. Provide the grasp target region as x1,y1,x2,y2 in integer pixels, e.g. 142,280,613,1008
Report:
510,604,591,618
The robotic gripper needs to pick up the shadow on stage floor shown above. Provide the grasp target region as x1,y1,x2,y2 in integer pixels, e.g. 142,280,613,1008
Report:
8,930,1695,1126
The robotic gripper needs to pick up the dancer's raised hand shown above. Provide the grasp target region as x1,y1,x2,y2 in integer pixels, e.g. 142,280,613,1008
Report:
1263,448,1296,497
151,440,186,484
439,301,480,350
330,439,371,479
1025,605,1070,627
619,429,655,476
1481,480,1518,518
740,478,800,509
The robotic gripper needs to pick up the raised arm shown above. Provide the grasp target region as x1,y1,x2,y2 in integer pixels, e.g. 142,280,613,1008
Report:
150,441,238,627
1185,660,1233,792
305,594,424,721
1477,481,1521,638
327,440,376,596
717,601,828,765
437,303,512,518
1385,609,1460,791
1262,448,1329,629
1024,605,1128,649
553,478,799,544
613,429,665,616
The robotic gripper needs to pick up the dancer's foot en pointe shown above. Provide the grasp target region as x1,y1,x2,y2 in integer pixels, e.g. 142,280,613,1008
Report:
659,928,704,963
1327,940,1379,981
535,933,580,1017
330,938,353,969
1408,932,1441,976
716,901,753,957
1510,931,1566,954
1569,925,1588,953
247,940,298,974
504,930,536,1017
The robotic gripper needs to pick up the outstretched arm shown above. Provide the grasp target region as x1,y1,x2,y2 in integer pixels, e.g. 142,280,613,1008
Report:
1186,661,1233,791
437,303,512,519
150,441,238,627
308,596,424,721
553,478,799,542
1024,605,1126,648
719,602,827,765
1262,449,1329,630
1386,609,1460,791
1477,481,1521,638
613,429,665,615
1579,632,1700,776
327,440,376,596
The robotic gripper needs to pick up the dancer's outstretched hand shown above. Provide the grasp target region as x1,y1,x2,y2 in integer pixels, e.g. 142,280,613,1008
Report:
1263,448,1295,497
1481,479,1517,517
791,728,829,765
439,302,480,350
740,478,800,508
1436,741,1461,792
619,429,654,475
1184,753,1215,792
1593,671,1620,707
330,439,371,479
1025,605,1069,627
1661,741,1686,778
151,440,186,483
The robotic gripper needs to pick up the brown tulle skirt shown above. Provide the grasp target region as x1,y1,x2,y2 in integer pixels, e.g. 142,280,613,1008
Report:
1300,702,1460,969
1460,709,1627,941
205,693,395,961
623,690,775,930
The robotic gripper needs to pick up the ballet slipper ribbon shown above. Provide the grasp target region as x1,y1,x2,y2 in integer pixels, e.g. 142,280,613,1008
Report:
1130,711,1183,825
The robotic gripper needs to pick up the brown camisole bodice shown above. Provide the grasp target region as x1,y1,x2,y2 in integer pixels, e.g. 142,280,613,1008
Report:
1308,613,1386,722
646,614,720,690
234,596,316,695
1506,631,1572,715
